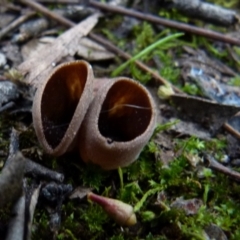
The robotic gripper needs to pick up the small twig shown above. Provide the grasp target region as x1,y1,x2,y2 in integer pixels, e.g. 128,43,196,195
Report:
24,158,64,182
37,0,240,46
205,154,240,182
2,2,22,12
0,11,35,40
223,122,240,140
20,0,74,27
21,0,182,92
0,102,15,113
34,0,83,3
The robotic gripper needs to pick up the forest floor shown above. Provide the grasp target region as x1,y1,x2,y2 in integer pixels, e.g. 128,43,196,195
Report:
1,0,240,239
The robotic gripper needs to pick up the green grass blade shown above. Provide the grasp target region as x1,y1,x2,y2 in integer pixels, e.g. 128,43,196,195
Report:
111,32,184,77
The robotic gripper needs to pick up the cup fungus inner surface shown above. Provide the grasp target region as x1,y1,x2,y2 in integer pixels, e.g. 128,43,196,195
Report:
98,80,152,142
41,62,87,148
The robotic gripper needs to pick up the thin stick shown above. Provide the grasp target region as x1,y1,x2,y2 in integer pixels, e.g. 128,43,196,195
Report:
0,11,35,39
20,0,75,27
21,0,182,92
36,0,240,47
34,0,83,3
223,122,240,140
24,158,64,182
205,154,240,182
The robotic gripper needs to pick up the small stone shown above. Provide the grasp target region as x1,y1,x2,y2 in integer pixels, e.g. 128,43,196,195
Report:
230,158,240,166
170,197,203,215
205,224,228,240
219,154,230,164
0,52,7,68
0,81,19,107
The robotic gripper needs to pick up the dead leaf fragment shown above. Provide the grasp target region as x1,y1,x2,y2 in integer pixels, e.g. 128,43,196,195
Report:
170,94,240,133
69,187,92,200
21,37,54,60
77,37,115,61
17,13,100,87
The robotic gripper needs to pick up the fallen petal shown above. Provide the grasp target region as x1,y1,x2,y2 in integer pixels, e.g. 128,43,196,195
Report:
87,192,137,226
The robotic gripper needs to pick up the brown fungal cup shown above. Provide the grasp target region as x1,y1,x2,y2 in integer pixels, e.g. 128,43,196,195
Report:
79,77,157,170
32,60,94,156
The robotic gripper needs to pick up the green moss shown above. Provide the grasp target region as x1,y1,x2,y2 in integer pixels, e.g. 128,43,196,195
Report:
15,129,240,239
78,204,108,240
228,75,240,86
78,164,110,192
206,0,239,8
0,204,12,222
32,210,52,239
158,8,189,23
182,82,201,96
109,235,125,240
133,22,155,53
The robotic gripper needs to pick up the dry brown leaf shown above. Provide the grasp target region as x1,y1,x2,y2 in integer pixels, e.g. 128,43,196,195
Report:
22,36,114,62
77,37,115,61
17,13,100,87
21,37,54,60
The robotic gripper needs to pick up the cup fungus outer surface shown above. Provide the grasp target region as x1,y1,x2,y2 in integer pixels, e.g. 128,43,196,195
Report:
79,77,157,170
32,60,94,156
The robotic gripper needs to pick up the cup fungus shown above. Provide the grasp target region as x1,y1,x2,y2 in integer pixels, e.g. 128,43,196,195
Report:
32,60,94,156
32,61,156,170
79,77,157,170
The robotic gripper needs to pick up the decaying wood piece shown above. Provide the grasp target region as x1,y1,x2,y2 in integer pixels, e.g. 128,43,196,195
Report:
13,18,49,43
5,195,25,240
17,13,99,87
25,184,41,240
0,152,25,209
7,128,65,182
170,0,239,26
0,11,36,40
5,183,41,240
